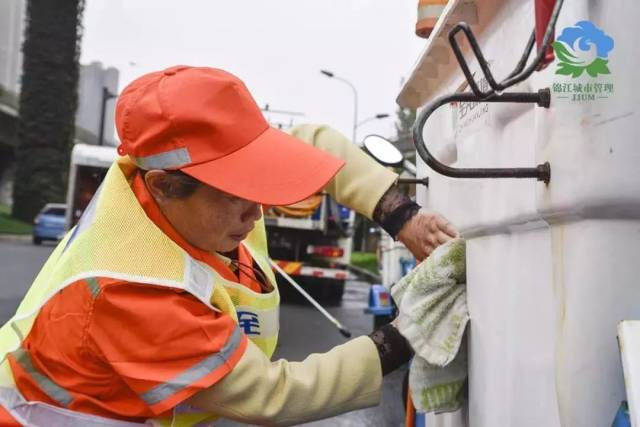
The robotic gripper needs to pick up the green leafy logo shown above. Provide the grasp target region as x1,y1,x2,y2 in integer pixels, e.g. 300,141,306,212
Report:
552,21,614,78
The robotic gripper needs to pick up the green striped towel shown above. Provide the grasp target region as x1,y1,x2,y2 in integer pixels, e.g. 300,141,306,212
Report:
391,238,468,413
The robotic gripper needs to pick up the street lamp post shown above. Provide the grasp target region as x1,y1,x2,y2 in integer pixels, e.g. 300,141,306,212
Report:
320,71,393,250
320,70,359,144
98,87,117,146
356,113,390,130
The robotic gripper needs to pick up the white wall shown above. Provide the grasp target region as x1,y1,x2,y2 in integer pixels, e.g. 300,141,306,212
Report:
405,1,640,425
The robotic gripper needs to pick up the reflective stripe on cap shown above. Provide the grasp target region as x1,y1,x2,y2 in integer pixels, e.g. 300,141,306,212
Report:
131,147,192,170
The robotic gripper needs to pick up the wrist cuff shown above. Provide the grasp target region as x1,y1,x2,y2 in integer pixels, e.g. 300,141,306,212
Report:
381,202,421,238
369,323,414,376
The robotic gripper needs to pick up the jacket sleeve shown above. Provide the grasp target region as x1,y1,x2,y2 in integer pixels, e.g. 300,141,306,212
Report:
186,336,382,426
289,124,398,219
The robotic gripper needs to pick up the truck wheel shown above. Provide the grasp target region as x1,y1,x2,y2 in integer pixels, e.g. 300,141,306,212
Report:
323,279,345,305
276,276,345,305
32,236,42,245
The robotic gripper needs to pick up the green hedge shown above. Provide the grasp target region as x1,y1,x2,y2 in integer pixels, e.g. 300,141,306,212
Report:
350,252,378,275
0,204,32,235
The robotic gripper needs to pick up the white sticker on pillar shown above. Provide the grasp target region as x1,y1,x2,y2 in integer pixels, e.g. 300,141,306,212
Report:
451,67,492,140
551,20,615,103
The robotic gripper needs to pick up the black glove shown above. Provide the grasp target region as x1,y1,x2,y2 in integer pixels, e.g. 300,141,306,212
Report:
368,322,414,376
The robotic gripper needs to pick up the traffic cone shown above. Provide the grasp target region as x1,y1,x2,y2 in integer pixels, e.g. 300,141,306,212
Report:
416,0,448,38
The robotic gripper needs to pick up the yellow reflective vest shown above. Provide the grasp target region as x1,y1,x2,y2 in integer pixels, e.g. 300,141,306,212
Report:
0,124,398,426
0,158,280,426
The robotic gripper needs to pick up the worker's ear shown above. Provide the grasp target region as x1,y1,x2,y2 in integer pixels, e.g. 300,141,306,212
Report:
143,169,171,203
144,169,201,201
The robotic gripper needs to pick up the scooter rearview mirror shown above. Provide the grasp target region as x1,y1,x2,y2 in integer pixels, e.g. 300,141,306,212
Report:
362,135,404,168
363,135,428,186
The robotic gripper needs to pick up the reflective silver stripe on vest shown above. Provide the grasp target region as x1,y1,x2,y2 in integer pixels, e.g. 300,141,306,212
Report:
140,326,243,406
0,387,150,426
85,277,101,298
131,148,192,170
11,348,73,407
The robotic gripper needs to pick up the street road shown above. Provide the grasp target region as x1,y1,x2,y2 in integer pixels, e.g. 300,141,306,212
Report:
0,238,405,426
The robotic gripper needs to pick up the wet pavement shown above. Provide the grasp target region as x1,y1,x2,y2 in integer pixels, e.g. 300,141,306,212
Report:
0,238,406,426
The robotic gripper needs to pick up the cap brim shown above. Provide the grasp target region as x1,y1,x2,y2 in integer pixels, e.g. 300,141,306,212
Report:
180,127,345,205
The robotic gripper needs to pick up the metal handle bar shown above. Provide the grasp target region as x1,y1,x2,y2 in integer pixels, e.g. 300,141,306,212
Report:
448,0,565,99
398,177,429,186
412,89,551,183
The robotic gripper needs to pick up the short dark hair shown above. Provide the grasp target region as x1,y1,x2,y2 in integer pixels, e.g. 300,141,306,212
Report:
141,169,201,199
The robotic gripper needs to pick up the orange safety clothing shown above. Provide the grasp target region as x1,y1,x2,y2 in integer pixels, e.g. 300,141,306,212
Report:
2,170,263,423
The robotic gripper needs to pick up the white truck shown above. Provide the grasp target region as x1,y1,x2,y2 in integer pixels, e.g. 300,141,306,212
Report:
65,143,355,302
264,195,355,303
398,0,639,425
65,143,116,229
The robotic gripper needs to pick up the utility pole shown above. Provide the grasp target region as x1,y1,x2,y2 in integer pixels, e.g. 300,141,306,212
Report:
98,87,116,146
320,70,358,144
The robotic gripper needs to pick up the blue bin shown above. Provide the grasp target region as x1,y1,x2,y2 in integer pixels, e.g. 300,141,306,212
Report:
364,284,395,316
612,401,630,427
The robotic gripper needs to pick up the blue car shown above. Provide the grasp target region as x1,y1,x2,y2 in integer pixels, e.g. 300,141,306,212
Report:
32,203,67,245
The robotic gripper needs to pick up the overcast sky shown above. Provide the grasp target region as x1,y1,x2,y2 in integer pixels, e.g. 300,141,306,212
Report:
80,0,426,143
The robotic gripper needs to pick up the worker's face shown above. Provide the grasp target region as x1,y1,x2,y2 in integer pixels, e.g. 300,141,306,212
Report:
178,185,262,253
148,172,262,253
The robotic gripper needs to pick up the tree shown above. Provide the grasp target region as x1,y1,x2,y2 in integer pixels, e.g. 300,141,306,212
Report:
12,0,85,222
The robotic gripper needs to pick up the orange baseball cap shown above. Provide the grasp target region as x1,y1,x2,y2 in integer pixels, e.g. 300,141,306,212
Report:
115,65,345,205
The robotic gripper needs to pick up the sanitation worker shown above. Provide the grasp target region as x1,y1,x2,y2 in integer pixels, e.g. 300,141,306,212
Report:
0,66,457,426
